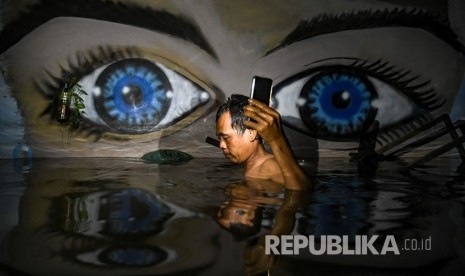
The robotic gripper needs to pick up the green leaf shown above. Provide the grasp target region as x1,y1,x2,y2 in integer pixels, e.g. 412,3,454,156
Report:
73,95,84,102
57,76,89,132
76,102,85,109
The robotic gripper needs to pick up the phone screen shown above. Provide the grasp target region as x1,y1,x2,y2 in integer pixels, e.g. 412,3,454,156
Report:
250,76,272,106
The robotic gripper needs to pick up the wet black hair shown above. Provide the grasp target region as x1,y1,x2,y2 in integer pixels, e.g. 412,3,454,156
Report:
216,94,250,135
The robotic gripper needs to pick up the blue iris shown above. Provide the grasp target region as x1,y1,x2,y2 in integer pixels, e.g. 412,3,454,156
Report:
103,247,166,266
106,188,173,236
95,59,172,134
299,70,377,138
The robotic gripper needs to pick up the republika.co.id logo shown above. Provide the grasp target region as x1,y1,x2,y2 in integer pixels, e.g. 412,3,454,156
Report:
265,235,432,255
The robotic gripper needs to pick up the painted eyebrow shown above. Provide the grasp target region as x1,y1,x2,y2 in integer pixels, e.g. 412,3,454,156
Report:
266,8,465,55
0,0,217,59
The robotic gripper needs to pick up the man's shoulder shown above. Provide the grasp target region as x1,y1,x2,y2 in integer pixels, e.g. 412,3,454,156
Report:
260,155,284,182
260,155,279,170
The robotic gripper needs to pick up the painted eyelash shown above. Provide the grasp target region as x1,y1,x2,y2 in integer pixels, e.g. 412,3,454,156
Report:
349,59,444,112
34,45,141,141
347,59,441,146
35,45,141,99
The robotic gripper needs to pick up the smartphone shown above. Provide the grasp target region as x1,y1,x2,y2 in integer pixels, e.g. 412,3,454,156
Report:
205,136,220,148
250,76,273,106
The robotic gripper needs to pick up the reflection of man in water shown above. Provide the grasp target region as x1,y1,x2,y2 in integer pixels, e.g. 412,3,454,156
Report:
216,180,308,274
216,182,267,241
216,94,310,190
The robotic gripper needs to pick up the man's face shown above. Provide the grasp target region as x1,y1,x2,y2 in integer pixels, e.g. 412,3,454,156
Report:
216,183,260,230
216,112,254,164
217,202,256,229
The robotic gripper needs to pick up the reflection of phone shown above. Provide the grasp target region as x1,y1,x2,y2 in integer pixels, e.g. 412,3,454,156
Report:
250,76,273,106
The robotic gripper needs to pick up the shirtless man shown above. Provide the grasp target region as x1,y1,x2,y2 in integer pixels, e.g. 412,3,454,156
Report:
215,94,310,190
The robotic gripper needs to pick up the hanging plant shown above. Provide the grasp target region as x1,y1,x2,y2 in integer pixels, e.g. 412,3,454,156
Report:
56,76,87,130
69,78,87,131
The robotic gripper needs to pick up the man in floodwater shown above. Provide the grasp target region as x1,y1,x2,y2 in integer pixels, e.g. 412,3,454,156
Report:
216,94,310,190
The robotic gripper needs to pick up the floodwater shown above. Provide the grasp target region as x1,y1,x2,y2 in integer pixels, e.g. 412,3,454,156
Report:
0,156,464,276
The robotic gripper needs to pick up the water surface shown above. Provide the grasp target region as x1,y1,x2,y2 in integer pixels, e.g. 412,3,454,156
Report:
0,157,464,275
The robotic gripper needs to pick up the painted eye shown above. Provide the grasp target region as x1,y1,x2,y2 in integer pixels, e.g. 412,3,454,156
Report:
103,188,173,236
298,68,377,138
273,63,435,141
78,58,211,135
93,59,172,134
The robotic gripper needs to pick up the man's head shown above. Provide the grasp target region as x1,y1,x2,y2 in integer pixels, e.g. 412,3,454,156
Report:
216,94,260,164
216,203,263,241
216,183,263,241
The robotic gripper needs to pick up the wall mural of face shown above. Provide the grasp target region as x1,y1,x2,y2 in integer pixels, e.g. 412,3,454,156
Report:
0,0,464,158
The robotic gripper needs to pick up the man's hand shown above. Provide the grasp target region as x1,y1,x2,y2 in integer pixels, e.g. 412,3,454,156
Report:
243,99,284,145
244,99,311,190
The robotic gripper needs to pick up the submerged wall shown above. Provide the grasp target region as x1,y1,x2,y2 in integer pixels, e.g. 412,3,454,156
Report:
0,0,464,159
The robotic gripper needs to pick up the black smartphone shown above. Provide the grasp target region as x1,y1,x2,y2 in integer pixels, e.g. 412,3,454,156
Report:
250,76,273,106
205,136,220,148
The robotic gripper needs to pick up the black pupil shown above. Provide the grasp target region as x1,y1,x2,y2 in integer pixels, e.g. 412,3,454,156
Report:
122,85,144,106
332,90,351,109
